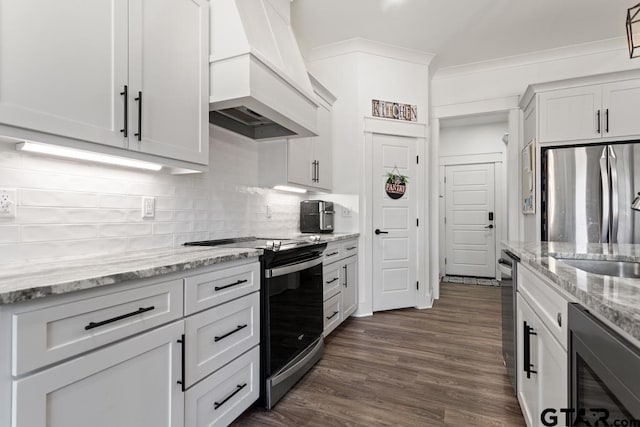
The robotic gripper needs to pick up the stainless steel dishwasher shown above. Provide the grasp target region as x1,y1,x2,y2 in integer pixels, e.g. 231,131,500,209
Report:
499,249,519,395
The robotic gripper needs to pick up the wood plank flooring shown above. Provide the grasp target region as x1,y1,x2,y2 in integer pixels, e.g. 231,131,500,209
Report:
233,284,525,427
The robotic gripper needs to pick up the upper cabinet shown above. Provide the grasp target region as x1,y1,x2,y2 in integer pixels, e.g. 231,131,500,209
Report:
0,0,209,167
521,71,640,145
260,74,336,192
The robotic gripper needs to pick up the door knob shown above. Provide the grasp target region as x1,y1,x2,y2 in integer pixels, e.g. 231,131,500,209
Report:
485,224,494,229
375,229,389,235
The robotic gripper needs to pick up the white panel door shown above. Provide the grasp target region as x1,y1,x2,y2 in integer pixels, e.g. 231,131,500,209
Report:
341,255,358,318
445,163,496,278
602,79,640,139
0,0,128,148
372,134,418,312
128,0,209,164
538,85,602,143
12,321,184,427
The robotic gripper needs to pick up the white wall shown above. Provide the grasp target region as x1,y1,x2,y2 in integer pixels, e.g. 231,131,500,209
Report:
0,126,306,266
440,121,507,158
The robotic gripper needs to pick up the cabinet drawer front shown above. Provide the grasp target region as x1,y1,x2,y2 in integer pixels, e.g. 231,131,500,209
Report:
323,243,342,264
185,292,259,387
13,321,184,427
323,293,342,337
13,279,183,376
184,261,260,315
185,346,259,427
341,240,358,257
322,263,342,300
518,264,568,350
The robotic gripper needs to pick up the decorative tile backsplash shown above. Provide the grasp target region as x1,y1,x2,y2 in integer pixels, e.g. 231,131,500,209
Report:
0,128,307,265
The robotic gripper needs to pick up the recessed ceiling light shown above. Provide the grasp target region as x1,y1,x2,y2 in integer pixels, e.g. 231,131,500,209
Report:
16,142,163,171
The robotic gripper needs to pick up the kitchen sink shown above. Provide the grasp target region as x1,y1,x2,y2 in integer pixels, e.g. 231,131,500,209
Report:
553,257,640,279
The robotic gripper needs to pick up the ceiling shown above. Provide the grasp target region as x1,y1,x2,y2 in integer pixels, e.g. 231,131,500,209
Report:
291,0,635,69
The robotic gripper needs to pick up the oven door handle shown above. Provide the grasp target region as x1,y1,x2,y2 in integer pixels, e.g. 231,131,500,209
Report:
265,256,323,278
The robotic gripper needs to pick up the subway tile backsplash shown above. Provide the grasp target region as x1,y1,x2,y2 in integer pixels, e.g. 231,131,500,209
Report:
0,127,307,265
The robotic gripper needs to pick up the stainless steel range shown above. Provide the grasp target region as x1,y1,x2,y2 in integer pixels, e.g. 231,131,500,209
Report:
184,237,326,409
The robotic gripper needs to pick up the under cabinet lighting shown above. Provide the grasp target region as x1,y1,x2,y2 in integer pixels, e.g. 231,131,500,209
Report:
273,185,307,194
16,142,163,171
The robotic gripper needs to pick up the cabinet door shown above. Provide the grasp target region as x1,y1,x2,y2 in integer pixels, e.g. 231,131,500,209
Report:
128,0,209,165
312,103,333,191
602,79,640,138
287,137,313,187
537,318,568,422
538,86,602,143
12,321,184,427
517,294,538,427
341,256,358,318
0,0,128,148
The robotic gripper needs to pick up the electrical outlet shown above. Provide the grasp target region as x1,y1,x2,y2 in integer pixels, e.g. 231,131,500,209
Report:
0,189,17,218
142,197,155,219
342,206,352,217
266,205,272,219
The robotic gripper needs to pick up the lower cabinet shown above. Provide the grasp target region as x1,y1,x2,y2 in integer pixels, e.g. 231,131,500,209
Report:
323,238,358,337
13,321,185,427
516,264,569,427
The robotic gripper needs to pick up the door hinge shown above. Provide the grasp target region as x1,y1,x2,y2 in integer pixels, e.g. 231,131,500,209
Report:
416,281,419,290
445,258,447,264
416,155,419,164
416,218,419,227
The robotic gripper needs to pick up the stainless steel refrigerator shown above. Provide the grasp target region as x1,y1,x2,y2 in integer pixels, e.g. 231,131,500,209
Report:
542,142,640,244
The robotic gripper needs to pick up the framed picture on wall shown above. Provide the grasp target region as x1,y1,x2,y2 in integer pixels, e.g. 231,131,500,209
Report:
522,139,535,214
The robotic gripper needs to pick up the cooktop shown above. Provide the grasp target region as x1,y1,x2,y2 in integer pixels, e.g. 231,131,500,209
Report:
183,237,317,252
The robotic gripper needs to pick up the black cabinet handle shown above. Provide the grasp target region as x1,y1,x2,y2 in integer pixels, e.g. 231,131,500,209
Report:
326,251,339,257
134,91,142,141
523,321,538,379
85,306,155,330
214,324,248,342
375,229,388,235
176,334,185,391
605,108,609,133
326,311,339,320
316,161,320,182
214,383,247,410
343,265,348,287
597,110,601,134
326,277,339,284
214,279,248,292
120,85,128,137
346,246,357,251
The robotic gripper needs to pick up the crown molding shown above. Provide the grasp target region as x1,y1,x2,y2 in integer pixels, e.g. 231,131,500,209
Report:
306,37,435,66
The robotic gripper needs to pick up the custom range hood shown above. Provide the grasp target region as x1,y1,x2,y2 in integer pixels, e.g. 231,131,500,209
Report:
209,0,318,140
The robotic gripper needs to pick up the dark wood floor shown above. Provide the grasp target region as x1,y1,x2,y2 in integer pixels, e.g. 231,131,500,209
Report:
234,284,525,427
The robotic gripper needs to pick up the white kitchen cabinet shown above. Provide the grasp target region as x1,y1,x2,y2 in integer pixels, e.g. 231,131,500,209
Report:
0,0,128,149
12,321,185,427
322,238,358,336
521,71,640,145
341,255,358,318
516,294,538,427
259,74,335,191
0,0,209,166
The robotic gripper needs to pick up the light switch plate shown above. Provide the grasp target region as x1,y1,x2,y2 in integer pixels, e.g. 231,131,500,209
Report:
142,197,155,219
0,189,17,218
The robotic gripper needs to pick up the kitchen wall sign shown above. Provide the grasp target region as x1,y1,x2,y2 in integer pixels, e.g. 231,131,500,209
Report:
385,166,408,199
372,99,417,122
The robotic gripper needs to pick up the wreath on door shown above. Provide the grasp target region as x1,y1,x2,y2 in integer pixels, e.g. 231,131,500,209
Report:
385,166,408,199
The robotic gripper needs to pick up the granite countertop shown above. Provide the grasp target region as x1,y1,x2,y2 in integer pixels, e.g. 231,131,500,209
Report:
284,232,360,246
0,246,262,305
503,240,640,342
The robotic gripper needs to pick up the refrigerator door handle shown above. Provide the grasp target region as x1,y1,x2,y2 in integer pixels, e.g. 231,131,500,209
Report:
600,148,610,243
609,146,619,243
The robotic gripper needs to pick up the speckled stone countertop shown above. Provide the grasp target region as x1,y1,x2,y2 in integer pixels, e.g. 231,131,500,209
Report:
503,241,640,342
0,246,262,305
281,232,360,246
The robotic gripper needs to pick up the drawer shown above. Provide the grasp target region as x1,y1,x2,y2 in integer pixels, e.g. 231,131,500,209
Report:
518,264,569,350
323,293,342,337
341,240,358,257
184,292,259,387
185,346,259,427
184,260,260,315
12,279,183,376
322,262,342,301
323,243,342,264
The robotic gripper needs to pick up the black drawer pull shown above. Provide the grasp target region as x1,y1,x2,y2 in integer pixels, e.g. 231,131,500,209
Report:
346,246,357,250
523,321,538,378
326,251,339,257
214,324,248,342
326,277,339,284
326,311,339,320
85,306,155,330
215,279,248,291
134,91,142,141
214,383,247,410
119,85,128,137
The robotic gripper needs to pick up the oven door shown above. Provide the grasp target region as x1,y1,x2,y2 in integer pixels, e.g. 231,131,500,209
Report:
265,256,324,376
569,303,640,425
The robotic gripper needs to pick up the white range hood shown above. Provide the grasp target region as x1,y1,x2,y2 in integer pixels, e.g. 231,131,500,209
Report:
209,0,318,140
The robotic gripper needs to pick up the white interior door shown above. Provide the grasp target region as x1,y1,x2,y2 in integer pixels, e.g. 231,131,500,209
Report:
445,163,496,278
372,134,418,312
